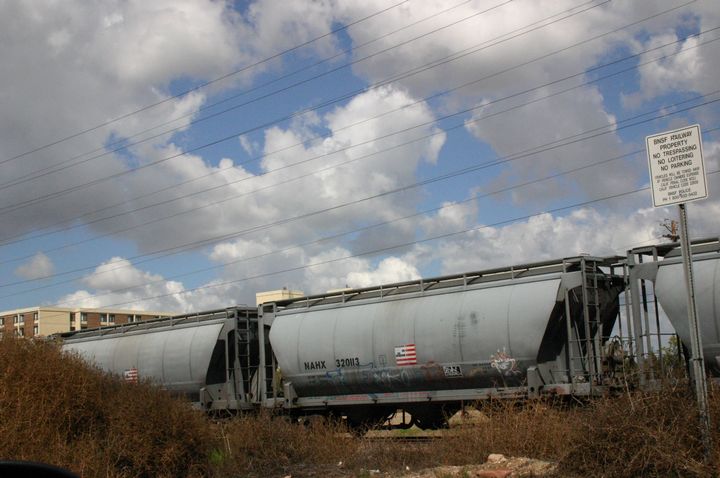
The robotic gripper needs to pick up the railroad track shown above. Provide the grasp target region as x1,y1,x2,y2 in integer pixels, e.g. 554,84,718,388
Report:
362,434,442,443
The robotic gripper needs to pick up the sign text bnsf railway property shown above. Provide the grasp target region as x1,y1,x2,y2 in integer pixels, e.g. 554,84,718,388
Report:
646,124,707,207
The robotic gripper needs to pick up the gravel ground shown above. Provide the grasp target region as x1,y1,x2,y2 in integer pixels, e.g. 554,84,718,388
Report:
274,453,559,478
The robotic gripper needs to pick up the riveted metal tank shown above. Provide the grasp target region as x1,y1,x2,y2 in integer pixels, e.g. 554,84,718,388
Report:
268,257,622,399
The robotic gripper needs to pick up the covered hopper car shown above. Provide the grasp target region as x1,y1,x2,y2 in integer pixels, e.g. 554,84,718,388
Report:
61,307,260,411
265,255,624,427
62,254,628,428
626,239,720,378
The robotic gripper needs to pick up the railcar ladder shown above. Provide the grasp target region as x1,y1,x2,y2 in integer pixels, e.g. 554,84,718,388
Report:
581,258,603,383
237,310,253,401
564,257,605,388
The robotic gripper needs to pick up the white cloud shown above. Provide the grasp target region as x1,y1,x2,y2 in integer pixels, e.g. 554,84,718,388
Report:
420,200,478,237
621,3,720,108
14,252,54,280
90,1,240,86
430,199,720,275
300,247,420,293
0,0,344,243
346,256,421,288
58,257,233,313
464,85,631,205
82,257,156,290
330,0,716,208
83,84,445,261
239,135,259,156
0,1,238,243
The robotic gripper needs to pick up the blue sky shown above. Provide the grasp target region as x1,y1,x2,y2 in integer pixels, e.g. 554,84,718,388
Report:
0,0,718,314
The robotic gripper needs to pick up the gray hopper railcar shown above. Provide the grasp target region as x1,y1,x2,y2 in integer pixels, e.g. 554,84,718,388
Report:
265,255,624,428
60,255,626,429
626,239,720,378
61,307,260,411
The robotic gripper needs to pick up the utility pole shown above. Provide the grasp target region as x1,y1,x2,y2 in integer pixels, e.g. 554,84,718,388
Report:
660,219,679,242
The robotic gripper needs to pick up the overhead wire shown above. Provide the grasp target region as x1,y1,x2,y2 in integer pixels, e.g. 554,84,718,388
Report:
0,0,516,194
4,0,660,214
0,0,614,240
0,0,414,165
55,168,720,310
2,84,717,277
0,0,712,302
0,32,717,271
0,0,483,190
26,143,679,305
3,94,718,296
0,0,706,249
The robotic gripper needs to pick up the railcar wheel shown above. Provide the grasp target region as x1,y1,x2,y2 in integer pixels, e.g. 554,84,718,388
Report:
412,412,447,430
344,407,394,435
409,404,458,430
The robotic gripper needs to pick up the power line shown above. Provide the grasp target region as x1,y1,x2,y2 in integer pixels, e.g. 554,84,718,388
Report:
2,95,717,295
4,91,719,280
0,0,708,298
0,0,631,213
0,0,413,165
18,146,649,304
0,0,483,191
0,0,516,193
1,35,717,269
55,168,720,310
0,0,615,240
0,0,700,227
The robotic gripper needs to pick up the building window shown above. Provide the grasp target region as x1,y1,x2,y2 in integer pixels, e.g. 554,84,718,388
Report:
33,325,38,336
80,312,87,323
18,327,24,336
108,314,115,323
99,313,107,322
0,317,4,326
13,315,18,324
19,314,24,324
33,312,38,322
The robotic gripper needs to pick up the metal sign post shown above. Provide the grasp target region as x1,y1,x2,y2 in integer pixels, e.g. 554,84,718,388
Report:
677,202,711,452
646,124,710,459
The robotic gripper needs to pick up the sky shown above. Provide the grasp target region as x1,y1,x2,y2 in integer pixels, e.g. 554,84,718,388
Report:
0,0,718,316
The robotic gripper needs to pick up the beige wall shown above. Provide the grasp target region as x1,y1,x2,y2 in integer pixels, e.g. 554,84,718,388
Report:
38,309,72,337
256,289,305,306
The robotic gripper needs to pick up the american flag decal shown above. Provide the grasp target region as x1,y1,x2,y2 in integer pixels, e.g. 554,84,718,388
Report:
394,344,417,366
123,367,138,384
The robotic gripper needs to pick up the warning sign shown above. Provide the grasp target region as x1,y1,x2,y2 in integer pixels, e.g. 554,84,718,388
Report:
646,124,707,207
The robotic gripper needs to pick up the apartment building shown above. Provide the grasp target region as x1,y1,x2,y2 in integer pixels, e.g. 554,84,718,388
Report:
0,306,173,338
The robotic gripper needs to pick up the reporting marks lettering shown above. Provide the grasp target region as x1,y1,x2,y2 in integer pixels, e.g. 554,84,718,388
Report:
304,360,326,371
